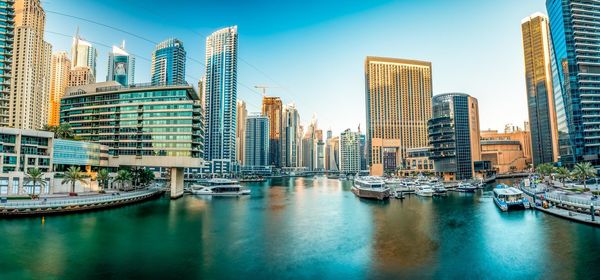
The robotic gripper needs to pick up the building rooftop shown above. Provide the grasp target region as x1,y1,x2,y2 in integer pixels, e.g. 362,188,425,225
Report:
365,56,431,67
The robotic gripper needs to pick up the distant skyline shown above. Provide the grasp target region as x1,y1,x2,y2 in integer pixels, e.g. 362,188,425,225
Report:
44,0,546,135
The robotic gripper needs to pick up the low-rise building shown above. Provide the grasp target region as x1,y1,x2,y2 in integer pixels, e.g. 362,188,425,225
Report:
480,128,532,174
400,147,434,176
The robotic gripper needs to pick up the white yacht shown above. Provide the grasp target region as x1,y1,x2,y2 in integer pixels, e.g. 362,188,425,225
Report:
456,182,477,192
190,179,250,196
415,185,435,197
352,177,390,200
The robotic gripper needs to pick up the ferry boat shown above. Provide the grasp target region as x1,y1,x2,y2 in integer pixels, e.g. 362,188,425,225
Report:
239,176,266,183
493,184,530,211
190,179,251,196
416,185,435,197
456,182,477,192
351,177,390,200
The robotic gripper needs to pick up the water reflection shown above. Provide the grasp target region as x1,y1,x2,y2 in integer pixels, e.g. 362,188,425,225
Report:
0,178,599,279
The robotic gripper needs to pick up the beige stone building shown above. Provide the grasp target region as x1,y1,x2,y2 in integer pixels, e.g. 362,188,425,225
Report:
365,56,432,176
8,0,52,130
48,51,70,126
480,128,533,173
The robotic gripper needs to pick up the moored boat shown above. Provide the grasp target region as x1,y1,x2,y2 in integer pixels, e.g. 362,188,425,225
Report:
416,185,435,197
456,182,477,192
493,184,530,211
191,179,250,196
351,177,390,200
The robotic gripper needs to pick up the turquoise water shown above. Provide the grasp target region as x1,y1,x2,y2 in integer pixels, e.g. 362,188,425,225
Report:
0,177,599,279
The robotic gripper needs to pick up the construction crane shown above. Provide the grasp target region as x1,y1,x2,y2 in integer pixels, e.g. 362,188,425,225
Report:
254,85,279,96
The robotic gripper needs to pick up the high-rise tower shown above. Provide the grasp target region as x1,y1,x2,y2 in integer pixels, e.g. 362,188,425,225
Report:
107,41,135,86
365,56,432,176
48,51,70,126
262,96,282,167
546,0,600,165
151,38,185,86
203,26,238,172
521,13,559,166
9,0,52,129
0,0,14,126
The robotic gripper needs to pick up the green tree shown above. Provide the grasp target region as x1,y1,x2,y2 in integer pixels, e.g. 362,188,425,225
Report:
43,123,75,140
536,163,554,182
554,166,571,188
96,169,110,192
62,166,87,195
114,169,132,191
25,168,46,198
572,162,597,190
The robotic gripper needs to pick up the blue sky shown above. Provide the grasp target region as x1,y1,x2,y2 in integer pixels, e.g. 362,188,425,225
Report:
44,0,546,135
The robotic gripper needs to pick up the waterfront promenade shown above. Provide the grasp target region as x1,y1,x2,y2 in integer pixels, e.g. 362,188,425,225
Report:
0,188,163,216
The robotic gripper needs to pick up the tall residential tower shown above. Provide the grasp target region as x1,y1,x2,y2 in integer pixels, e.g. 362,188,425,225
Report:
203,26,238,171
151,38,186,86
48,51,70,126
9,0,52,129
365,57,432,176
0,0,14,126
546,0,600,165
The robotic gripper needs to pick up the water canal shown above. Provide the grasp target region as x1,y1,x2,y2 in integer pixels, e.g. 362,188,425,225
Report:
1,177,598,279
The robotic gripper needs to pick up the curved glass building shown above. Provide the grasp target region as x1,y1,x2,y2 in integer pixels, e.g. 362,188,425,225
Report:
151,38,186,86
428,93,480,181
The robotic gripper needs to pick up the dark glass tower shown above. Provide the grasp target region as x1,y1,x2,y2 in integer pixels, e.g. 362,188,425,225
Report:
546,0,600,165
428,93,480,181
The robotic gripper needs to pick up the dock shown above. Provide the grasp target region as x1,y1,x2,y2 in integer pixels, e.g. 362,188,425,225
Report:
534,205,600,227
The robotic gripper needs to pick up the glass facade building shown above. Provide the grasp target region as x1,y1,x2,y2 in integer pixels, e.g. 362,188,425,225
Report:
60,82,203,160
151,38,186,86
107,43,135,86
521,13,560,166
204,26,238,170
0,0,13,127
52,139,109,171
546,0,600,165
244,114,269,168
428,93,481,181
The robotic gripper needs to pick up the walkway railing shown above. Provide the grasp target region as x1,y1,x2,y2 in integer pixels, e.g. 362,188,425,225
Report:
544,192,600,209
0,189,159,209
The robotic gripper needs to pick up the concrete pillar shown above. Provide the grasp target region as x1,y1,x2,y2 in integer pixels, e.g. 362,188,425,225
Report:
170,167,184,199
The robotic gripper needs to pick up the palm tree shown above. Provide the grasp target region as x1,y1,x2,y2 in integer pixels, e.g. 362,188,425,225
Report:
113,169,132,191
572,162,597,190
26,168,46,198
96,169,110,192
555,166,571,188
42,123,75,139
62,166,87,195
536,163,554,182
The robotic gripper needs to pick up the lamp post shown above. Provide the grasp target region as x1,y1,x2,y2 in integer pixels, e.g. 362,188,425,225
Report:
591,203,595,222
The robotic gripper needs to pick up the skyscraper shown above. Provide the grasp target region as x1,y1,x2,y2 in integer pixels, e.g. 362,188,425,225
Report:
521,13,559,166
365,57,432,176
9,0,52,130
151,38,185,86
262,96,282,167
236,100,247,165
49,51,70,126
546,0,600,165
203,26,238,171
325,136,339,171
107,41,135,86
71,28,97,80
282,104,301,167
340,129,361,174
244,114,269,168
428,93,481,181
0,0,14,127
68,67,94,87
